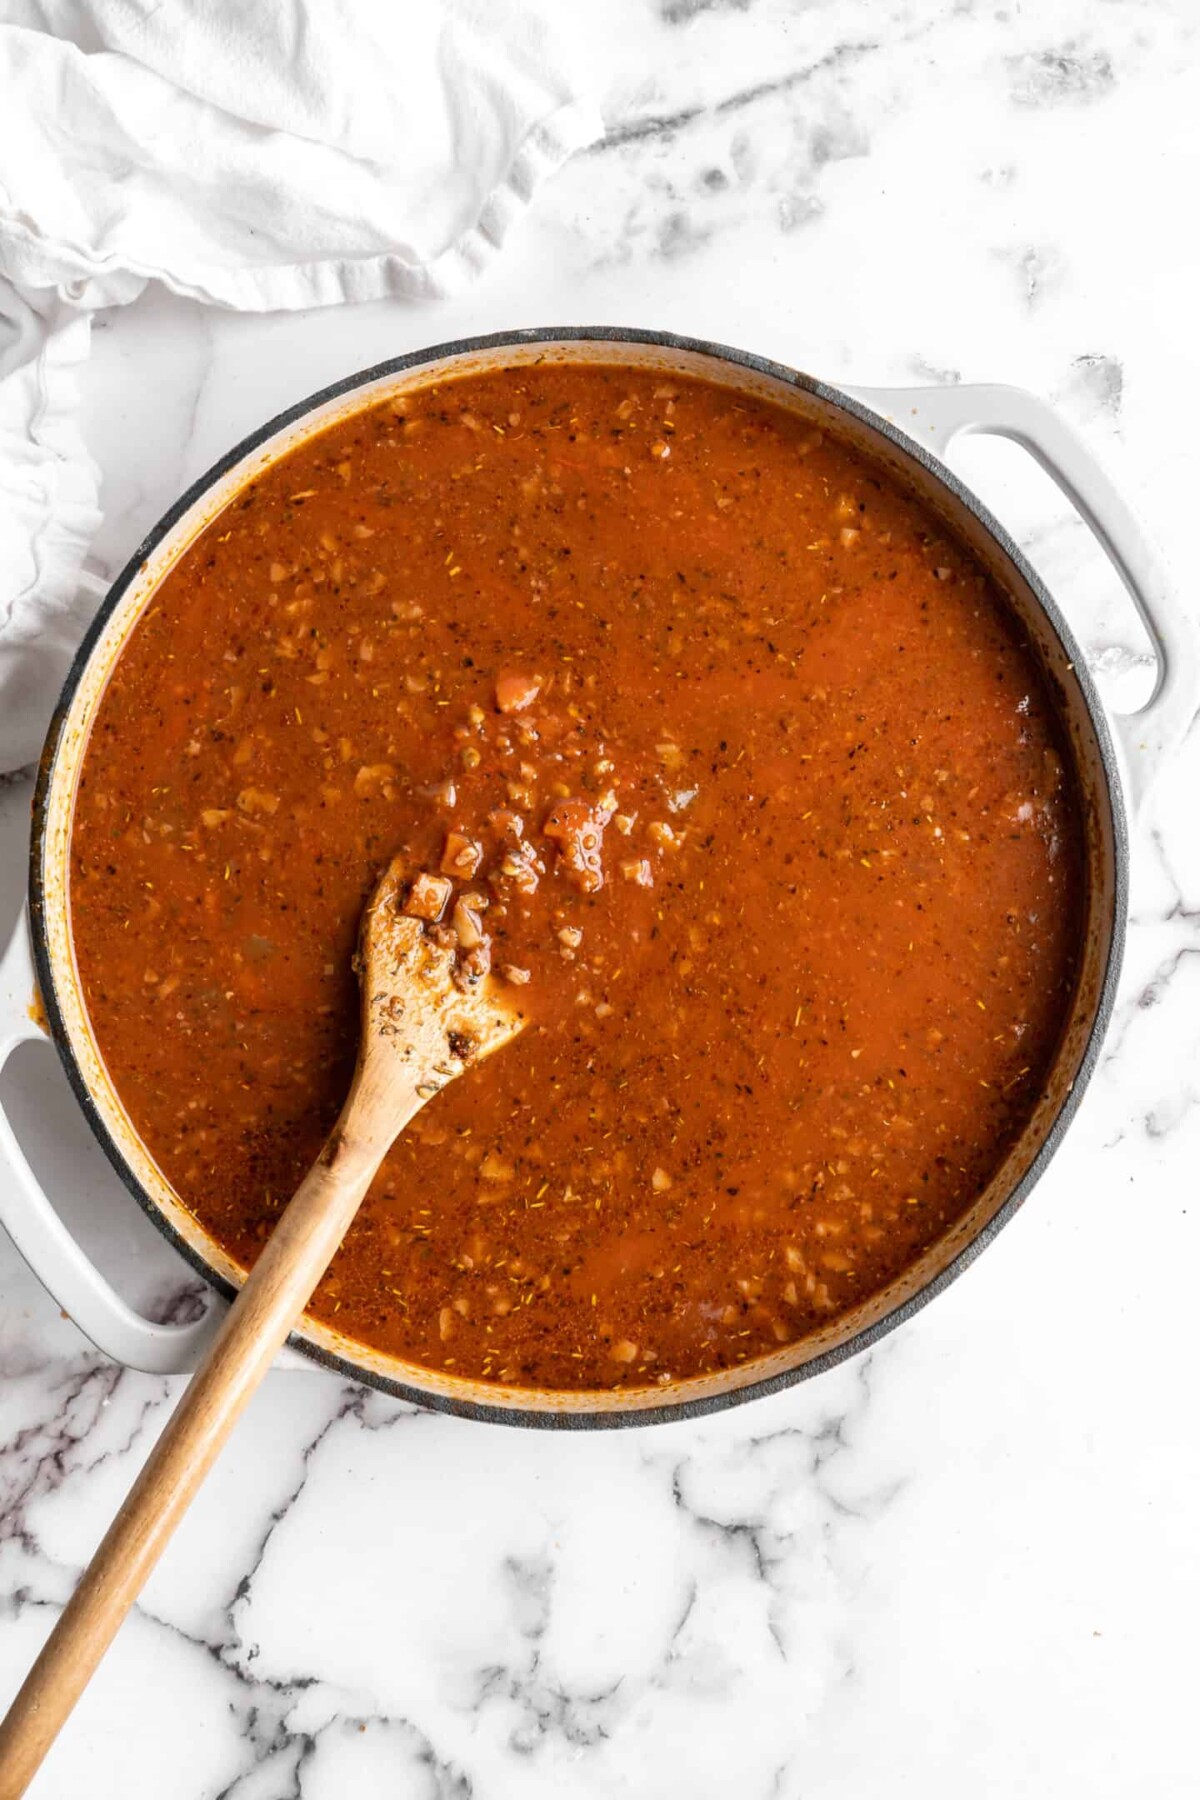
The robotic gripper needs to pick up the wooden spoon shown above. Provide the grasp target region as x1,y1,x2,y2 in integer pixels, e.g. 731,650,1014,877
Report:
0,856,526,1796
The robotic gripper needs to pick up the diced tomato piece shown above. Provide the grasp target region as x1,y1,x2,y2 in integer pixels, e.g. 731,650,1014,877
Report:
495,670,541,713
405,872,453,921
543,797,608,894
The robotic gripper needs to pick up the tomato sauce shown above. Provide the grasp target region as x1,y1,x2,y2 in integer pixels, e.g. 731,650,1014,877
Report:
69,363,1083,1390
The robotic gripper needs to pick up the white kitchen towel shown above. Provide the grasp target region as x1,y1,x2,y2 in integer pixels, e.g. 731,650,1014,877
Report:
0,0,603,771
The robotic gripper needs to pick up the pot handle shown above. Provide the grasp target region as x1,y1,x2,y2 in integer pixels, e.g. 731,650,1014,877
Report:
841,382,1197,814
0,910,223,1374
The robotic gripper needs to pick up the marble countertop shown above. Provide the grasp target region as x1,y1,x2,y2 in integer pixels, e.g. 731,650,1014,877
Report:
3,4,1200,1794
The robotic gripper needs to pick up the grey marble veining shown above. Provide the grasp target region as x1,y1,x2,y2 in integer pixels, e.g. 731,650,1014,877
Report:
2,3,1200,1793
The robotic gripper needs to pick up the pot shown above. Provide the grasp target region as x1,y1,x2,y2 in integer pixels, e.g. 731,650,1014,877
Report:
1,328,1193,1427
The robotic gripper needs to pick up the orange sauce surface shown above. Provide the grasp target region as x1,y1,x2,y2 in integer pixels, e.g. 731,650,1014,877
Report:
70,363,1083,1389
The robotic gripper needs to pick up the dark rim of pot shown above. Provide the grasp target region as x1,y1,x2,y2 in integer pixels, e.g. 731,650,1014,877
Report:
28,326,1130,1430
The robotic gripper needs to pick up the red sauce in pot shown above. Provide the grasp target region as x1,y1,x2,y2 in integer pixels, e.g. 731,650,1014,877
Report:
69,362,1084,1390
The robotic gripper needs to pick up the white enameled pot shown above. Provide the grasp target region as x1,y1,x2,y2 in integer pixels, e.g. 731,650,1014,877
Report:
1,330,1194,1426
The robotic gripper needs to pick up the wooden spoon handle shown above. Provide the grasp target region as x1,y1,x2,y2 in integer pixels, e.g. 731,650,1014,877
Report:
0,1119,387,1798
